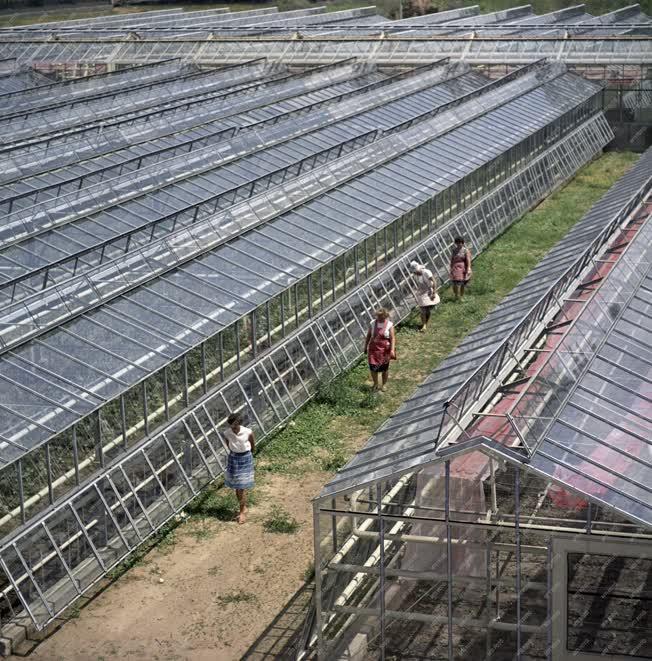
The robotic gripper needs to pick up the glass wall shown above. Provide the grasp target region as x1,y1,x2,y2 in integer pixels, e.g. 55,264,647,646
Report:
314,462,651,660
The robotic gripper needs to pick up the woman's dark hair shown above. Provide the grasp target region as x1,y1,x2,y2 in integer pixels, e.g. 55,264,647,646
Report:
454,236,465,244
227,413,241,426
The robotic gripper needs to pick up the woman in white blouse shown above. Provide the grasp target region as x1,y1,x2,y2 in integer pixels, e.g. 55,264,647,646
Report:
410,261,440,332
224,413,256,524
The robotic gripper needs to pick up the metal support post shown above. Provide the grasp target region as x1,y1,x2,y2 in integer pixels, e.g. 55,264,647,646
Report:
546,539,553,661
485,541,492,658
313,504,325,660
586,501,593,534
377,483,386,661
445,460,453,660
490,458,498,514
331,499,337,555
515,468,522,661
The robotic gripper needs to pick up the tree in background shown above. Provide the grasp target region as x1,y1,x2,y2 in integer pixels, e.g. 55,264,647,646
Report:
400,0,438,18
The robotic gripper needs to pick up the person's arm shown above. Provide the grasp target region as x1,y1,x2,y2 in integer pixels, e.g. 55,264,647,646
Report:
390,326,396,359
429,275,437,298
465,250,473,277
364,327,371,353
249,431,256,454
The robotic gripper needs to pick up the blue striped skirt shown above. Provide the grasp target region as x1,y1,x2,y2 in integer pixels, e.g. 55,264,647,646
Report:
225,451,255,490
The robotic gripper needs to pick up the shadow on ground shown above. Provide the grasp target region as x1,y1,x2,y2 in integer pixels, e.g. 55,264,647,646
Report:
243,581,315,659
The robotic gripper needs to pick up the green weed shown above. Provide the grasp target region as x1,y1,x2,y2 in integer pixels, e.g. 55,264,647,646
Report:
261,405,341,474
216,591,257,606
188,520,217,542
263,506,301,534
186,487,258,521
315,373,377,414
157,528,178,555
321,450,348,472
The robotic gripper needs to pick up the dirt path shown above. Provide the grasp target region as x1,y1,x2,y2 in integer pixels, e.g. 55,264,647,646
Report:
20,472,329,661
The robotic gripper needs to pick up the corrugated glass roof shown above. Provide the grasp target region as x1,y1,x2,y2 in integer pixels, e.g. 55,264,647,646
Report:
0,60,374,183
0,59,196,114
0,66,484,305
0,68,50,94
0,62,286,145
524,207,652,528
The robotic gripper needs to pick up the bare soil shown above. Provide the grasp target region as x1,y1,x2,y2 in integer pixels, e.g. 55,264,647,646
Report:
16,472,329,661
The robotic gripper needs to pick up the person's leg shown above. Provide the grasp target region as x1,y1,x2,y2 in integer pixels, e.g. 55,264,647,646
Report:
236,488,247,524
452,284,460,300
370,370,380,391
460,283,466,298
381,369,389,390
423,306,432,330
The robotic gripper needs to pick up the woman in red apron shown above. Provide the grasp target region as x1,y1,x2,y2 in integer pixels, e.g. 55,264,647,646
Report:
449,236,473,300
364,308,396,392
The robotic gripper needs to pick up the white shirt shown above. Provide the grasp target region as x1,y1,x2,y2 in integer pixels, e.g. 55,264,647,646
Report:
414,268,440,307
370,319,394,338
224,425,253,453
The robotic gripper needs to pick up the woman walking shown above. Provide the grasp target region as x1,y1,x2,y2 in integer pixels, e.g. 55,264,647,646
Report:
224,413,255,524
364,308,396,393
449,236,473,300
410,261,440,332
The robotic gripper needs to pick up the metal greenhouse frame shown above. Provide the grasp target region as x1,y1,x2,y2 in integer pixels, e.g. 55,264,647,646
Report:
0,62,604,543
0,2,649,647
0,109,611,635
311,146,652,661
3,35,650,68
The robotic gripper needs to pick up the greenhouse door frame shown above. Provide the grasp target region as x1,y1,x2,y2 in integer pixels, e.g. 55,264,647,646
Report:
551,535,652,661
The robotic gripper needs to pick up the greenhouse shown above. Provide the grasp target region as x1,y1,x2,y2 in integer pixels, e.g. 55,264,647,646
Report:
313,146,652,659
0,0,650,656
